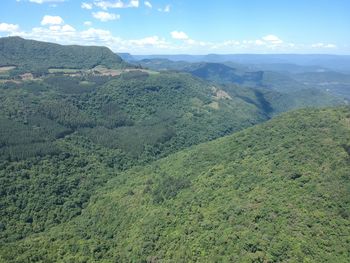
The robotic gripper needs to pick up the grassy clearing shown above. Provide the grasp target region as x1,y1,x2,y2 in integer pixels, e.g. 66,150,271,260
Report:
48,68,81,74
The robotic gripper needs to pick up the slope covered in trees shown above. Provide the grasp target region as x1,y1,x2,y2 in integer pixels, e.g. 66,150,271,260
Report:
0,55,345,246
0,70,277,243
0,37,125,73
138,58,350,101
0,37,348,262
1,107,349,262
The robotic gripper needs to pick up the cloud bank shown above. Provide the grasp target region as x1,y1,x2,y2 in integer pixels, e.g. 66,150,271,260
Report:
0,18,340,54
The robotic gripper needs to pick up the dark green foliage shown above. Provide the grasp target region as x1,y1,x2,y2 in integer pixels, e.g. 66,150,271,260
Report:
39,100,95,128
152,175,191,203
44,75,96,94
0,36,125,74
0,116,66,161
1,107,349,262
76,72,268,159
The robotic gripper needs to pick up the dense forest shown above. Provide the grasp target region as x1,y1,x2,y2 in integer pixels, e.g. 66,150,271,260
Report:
0,37,349,262
0,36,127,74
1,107,349,262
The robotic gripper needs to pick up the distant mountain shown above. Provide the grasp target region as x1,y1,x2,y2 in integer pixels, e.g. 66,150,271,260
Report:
0,37,125,73
233,62,327,74
138,58,350,100
116,52,135,62
290,71,350,99
2,107,349,262
133,54,205,62
133,54,350,72
138,60,263,86
185,62,263,85
138,58,192,71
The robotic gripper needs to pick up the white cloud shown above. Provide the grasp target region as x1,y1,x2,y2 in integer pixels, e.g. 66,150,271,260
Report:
61,24,76,32
41,15,64,25
255,39,264,46
311,43,324,48
221,40,240,47
80,27,114,41
46,24,75,34
84,21,92,26
29,0,65,3
171,31,189,40
129,36,167,46
158,4,170,12
81,2,93,9
3,21,341,54
144,1,152,8
129,0,139,7
262,34,283,44
0,23,19,33
49,25,61,31
164,4,170,12
325,44,337,48
92,11,120,22
94,0,139,10
11,24,171,54
311,43,337,48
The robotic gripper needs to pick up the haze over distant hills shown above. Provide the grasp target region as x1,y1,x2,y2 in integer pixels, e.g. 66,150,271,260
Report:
120,53,350,72
0,37,349,262
1,0,350,261
119,53,350,100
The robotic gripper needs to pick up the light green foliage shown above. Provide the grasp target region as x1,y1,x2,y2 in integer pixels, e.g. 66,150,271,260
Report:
0,37,348,262
1,107,349,262
0,70,270,244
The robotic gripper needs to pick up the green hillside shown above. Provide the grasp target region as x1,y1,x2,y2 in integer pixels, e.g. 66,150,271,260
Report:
1,107,349,262
138,58,350,102
0,37,125,73
0,71,276,243
0,37,348,263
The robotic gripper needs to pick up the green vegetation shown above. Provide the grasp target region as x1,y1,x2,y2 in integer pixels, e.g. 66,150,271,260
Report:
1,107,349,262
0,37,348,262
0,64,344,246
0,37,126,74
186,62,263,85
139,58,350,101
0,70,275,243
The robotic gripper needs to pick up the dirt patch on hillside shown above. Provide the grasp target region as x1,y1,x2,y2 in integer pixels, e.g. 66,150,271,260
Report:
0,66,16,73
208,101,219,109
20,73,34,80
211,86,232,100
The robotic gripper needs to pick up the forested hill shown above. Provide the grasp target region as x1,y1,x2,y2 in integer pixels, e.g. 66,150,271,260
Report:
0,37,348,262
0,36,125,71
1,107,349,262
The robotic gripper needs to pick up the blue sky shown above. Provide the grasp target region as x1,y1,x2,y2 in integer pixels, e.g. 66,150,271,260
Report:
0,0,349,54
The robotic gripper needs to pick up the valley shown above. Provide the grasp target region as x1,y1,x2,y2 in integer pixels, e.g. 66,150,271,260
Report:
0,36,349,262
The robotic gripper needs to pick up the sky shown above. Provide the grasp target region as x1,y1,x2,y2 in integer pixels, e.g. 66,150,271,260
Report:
0,0,349,54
